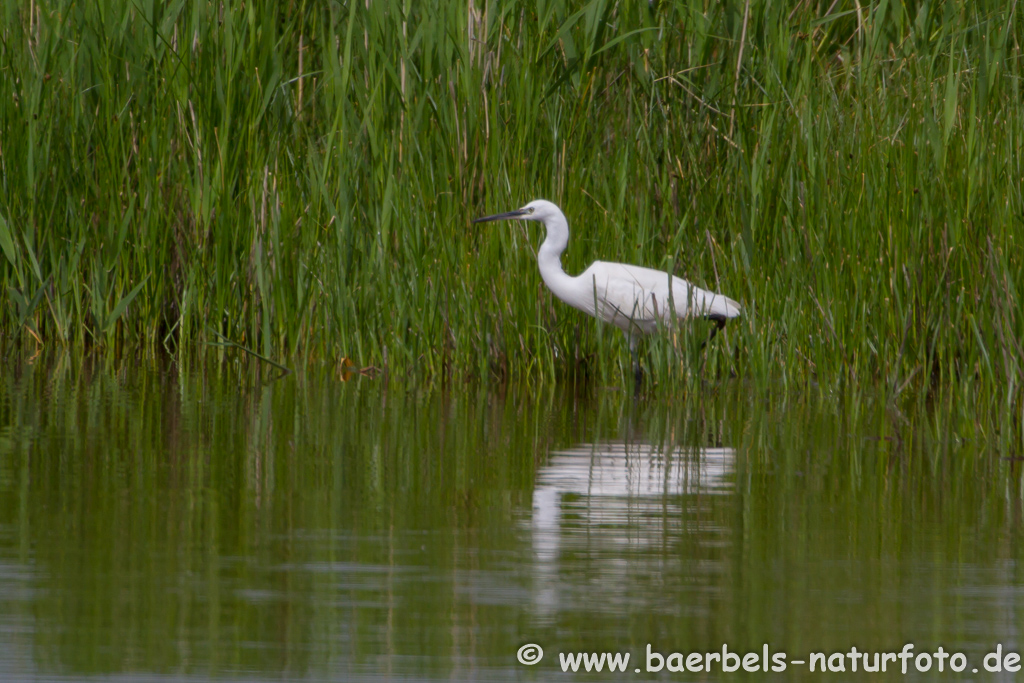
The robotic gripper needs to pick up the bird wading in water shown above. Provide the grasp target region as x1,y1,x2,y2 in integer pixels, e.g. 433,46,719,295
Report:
473,199,741,387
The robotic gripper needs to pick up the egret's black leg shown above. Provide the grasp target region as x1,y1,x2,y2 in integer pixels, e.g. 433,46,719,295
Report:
700,318,727,350
630,339,643,395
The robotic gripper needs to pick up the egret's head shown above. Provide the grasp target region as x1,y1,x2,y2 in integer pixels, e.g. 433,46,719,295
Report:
472,199,561,224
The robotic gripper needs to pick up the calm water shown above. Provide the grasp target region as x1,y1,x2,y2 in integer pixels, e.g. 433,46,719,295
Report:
1,356,1022,681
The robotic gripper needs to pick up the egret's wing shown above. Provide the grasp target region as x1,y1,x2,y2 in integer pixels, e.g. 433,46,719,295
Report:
580,261,741,330
575,263,665,333
595,276,662,332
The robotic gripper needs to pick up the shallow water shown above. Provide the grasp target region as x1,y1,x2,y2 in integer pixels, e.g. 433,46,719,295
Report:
0,356,1022,681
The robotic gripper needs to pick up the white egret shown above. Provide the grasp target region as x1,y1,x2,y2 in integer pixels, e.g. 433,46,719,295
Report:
473,199,741,385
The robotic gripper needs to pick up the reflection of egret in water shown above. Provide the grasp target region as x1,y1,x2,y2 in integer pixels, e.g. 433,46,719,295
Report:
530,441,735,622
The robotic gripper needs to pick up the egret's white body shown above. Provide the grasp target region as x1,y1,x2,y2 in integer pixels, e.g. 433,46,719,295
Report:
474,200,741,339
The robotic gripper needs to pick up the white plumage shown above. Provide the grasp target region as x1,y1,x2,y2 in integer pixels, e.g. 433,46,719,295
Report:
473,199,741,338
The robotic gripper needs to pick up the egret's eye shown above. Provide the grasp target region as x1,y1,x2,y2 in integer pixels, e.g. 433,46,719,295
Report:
527,207,535,214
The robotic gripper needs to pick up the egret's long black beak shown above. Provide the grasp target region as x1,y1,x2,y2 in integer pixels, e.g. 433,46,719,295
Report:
472,208,529,224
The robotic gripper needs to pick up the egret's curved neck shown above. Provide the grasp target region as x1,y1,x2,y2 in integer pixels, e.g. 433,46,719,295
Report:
536,211,576,302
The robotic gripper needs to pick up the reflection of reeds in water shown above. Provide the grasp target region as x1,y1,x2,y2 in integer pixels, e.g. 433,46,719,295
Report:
530,442,735,620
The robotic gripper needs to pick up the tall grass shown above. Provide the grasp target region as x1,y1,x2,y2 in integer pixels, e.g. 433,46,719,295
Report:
1,1,1022,398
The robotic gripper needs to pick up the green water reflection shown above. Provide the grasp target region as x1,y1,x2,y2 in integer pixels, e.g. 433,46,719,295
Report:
0,356,1022,681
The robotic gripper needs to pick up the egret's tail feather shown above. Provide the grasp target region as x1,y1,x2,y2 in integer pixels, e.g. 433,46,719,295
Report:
705,294,742,322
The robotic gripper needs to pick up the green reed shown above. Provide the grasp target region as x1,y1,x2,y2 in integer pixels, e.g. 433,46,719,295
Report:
1,2,1023,402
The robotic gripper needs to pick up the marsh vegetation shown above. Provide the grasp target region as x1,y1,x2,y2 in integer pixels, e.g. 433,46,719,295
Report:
1,1,1022,409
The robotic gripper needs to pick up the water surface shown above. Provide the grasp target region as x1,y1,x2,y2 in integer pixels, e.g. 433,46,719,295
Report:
0,356,1021,681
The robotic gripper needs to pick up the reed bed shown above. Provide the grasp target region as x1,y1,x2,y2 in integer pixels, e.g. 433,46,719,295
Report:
1,1,1023,404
